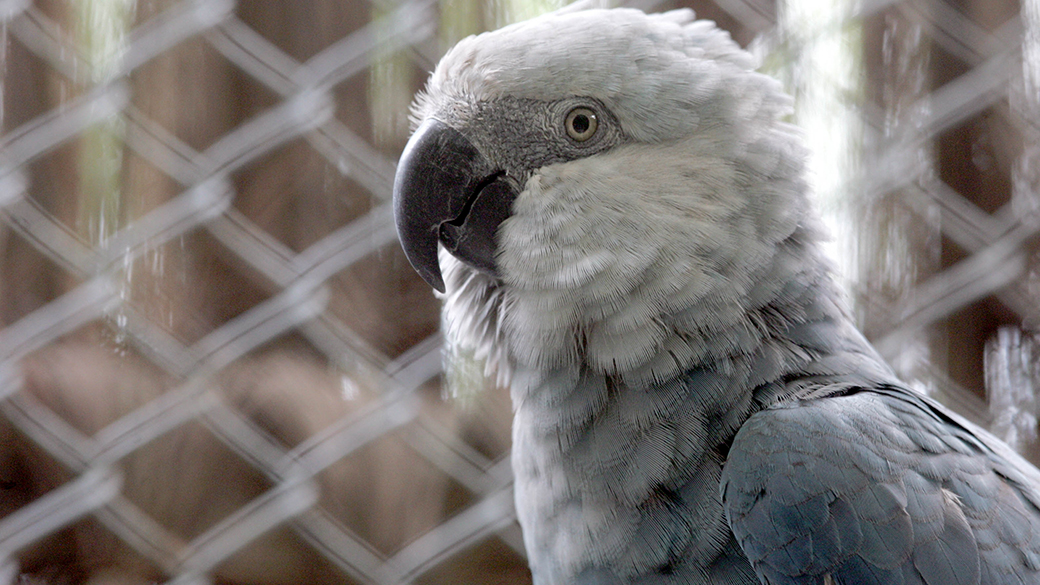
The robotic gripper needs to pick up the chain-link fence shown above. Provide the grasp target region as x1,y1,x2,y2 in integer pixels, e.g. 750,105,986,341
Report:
0,0,1037,583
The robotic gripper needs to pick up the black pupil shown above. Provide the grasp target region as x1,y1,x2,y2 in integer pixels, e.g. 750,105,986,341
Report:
572,114,590,134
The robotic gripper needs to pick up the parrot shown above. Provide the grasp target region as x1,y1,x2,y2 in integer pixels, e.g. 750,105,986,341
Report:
391,6,1040,585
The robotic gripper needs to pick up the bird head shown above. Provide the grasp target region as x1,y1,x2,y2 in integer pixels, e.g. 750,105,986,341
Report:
394,8,815,380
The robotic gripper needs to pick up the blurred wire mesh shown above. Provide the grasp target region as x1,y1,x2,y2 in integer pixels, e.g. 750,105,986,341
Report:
0,0,1036,583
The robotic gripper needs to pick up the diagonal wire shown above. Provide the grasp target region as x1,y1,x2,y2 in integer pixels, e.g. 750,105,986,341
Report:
378,487,518,585
0,82,130,168
298,0,437,91
0,466,123,559
209,13,406,199
0,0,29,21
119,0,235,75
0,278,119,366
875,213,1040,357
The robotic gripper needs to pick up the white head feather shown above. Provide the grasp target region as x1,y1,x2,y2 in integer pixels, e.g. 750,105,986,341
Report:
415,8,820,394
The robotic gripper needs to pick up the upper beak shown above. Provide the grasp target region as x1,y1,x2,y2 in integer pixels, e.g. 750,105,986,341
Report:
393,118,518,292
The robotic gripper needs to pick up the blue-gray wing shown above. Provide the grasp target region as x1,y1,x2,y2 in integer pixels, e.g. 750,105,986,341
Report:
721,386,1040,585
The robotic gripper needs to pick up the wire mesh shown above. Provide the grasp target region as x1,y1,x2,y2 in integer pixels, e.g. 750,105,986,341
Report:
0,0,1036,583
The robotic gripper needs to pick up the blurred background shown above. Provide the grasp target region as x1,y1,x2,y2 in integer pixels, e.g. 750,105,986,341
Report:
0,0,1037,582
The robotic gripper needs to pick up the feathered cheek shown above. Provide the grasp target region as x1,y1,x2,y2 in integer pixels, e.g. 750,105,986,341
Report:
496,176,552,277
497,176,605,290
509,172,556,213
496,213,560,289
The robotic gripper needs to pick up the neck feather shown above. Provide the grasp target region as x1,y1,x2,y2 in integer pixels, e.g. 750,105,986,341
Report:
441,222,894,402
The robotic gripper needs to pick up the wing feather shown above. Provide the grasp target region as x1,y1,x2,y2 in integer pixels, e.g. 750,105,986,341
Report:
722,387,1040,585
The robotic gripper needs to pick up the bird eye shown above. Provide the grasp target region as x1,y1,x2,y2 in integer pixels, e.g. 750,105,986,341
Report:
565,107,598,142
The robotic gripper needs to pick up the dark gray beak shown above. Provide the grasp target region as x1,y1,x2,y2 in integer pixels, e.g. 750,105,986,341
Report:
393,118,518,292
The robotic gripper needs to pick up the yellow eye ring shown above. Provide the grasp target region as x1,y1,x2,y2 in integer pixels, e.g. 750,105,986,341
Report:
565,107,598,142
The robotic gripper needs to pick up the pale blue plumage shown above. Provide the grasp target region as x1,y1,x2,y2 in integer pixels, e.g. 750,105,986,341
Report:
392,7,1040,585
723,386,1040,584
